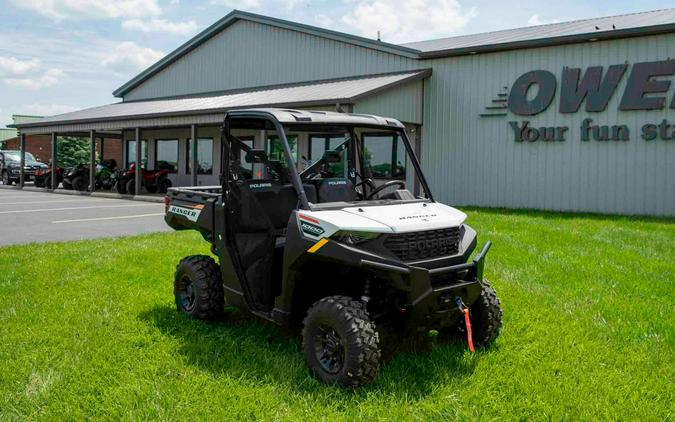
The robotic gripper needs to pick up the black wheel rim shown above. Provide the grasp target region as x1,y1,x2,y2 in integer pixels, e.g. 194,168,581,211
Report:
178,275,196,312
313,325,345,374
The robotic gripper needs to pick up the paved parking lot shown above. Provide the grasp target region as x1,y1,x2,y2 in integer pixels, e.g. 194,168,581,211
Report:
0,189,171,245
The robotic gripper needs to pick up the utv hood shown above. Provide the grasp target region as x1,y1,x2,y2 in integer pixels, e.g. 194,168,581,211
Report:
340,202,466,233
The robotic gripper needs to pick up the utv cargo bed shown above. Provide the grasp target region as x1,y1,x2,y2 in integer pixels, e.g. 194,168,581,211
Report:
165,186,222,240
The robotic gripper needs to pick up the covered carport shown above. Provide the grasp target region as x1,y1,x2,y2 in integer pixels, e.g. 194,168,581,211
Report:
9,69,429,195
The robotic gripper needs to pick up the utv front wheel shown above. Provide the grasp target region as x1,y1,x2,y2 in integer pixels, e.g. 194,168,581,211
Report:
470,280,503,348
302,296,381,388
174,255,224,321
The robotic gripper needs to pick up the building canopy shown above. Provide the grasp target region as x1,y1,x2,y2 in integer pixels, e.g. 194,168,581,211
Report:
12,70,429,135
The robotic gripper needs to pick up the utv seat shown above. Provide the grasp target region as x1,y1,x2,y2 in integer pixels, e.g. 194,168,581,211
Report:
312,178,358,203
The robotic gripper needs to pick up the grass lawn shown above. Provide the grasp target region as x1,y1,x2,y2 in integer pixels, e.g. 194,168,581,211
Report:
0,209,673,420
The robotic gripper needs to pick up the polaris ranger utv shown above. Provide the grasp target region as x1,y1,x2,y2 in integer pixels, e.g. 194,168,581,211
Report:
165,109,502,387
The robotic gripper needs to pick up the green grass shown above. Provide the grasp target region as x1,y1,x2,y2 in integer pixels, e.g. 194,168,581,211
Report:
0,209,673,421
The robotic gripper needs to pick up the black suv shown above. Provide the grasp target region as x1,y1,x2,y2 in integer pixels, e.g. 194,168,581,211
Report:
0,150,48,185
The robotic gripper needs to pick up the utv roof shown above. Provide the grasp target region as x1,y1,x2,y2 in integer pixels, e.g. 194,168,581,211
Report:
227,108,405,129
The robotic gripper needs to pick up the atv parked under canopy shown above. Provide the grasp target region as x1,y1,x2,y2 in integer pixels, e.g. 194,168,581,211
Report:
164,109,502,388
62,159,119,192
115,162,171,195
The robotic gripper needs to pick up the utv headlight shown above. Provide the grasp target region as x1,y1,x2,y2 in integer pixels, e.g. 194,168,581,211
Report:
331,231,380,245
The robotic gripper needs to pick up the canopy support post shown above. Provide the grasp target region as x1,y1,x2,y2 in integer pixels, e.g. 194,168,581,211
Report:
19,133,26,189
191,124,198,186
50,132,57,190
88,130,96,193
135,128,142,196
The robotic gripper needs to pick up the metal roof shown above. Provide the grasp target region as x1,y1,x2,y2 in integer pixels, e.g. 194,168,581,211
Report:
12,70,429,129
12,115,44,125
112,10,420,98
404,8,675,57
113,8,675,97
0,128,17,142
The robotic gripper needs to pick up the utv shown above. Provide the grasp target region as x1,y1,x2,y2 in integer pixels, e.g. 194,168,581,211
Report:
165,109,502,387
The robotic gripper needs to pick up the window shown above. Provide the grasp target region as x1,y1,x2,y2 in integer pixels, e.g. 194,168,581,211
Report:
186,138,214,175
363,133,407,180
266,134,298,177
309,134,348,177
235,137,254,179
309,135,347,164
155,139,179,172
126,140,148,168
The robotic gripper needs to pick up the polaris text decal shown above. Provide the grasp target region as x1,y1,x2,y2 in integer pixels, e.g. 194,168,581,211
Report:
249,182,273,189
168,205,202,222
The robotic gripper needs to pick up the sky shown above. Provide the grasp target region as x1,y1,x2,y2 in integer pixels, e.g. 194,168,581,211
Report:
1,0,674,127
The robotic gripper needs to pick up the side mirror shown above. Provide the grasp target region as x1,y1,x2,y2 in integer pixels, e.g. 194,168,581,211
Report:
245,149,268,164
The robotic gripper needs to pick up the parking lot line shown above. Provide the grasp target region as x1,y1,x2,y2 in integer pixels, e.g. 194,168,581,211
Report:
52,213,166,224
0,199,105,205
0,204,163,214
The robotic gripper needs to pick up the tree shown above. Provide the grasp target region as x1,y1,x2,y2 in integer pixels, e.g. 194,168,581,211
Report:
56,137,90,168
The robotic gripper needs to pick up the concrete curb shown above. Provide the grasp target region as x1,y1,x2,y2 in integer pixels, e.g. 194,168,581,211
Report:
0,185,165,203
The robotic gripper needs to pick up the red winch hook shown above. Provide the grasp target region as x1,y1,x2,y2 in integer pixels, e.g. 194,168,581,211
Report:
455,297,475,353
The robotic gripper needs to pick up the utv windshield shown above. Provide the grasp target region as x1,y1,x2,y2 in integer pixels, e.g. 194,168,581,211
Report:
225,117,431,209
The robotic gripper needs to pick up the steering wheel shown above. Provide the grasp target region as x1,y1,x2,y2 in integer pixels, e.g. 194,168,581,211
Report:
366,180,406,200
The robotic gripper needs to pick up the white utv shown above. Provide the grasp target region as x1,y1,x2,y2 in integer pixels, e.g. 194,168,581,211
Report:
164,109,502,387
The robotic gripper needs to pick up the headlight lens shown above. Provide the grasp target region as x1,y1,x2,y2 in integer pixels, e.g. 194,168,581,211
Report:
331,231,380,245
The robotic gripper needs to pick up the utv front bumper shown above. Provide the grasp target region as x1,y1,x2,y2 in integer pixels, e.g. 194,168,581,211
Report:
360,241,491,329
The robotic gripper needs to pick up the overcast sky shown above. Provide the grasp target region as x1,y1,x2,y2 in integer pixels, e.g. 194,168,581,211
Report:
1,0,673,126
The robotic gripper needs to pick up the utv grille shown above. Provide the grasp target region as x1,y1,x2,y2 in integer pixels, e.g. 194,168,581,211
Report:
384,227,461,261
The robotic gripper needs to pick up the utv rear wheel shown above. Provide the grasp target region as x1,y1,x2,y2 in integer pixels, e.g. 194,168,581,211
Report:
302,296,381,388
470,280,503,348
174,255,224,321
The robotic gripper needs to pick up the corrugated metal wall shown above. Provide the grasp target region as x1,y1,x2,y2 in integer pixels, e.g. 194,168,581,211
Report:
353,79,424,124
124,20,419,101
112,20,674,215
422,33,675,216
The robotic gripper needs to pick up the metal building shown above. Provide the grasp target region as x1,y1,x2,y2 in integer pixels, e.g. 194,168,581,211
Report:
10,8,675,215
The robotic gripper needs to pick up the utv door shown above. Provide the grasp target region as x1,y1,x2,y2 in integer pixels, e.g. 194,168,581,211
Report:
221,113,308,312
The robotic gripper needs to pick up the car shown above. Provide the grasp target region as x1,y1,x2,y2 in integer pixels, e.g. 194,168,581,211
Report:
0,150,48,185
163,109,502,388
